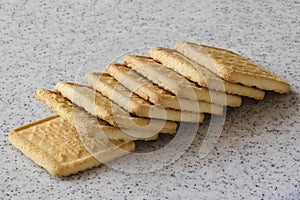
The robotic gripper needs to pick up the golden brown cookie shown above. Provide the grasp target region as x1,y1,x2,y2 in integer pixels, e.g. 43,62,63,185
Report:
148,46,265,100
34,89,159,140
8,115,135,177
84,72,207,121
106,63,223,114
174,41,290,94
55,82,177,133
124,54,242,107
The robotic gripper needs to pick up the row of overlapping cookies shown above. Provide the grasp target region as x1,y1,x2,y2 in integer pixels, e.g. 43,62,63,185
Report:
9,41,290,176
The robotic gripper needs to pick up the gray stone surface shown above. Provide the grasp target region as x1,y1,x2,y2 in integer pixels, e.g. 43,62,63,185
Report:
1,0,299,199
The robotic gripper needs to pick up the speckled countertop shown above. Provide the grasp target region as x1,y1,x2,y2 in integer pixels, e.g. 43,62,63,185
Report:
1,0,300,199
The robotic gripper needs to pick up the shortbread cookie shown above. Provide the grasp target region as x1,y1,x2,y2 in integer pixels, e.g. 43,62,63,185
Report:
124,54,242,107
174,41,290,94
55,82,177,133
34,89,159,140
148,46,265,100
8,115,135,177
105,63,223,114
84,72,207,121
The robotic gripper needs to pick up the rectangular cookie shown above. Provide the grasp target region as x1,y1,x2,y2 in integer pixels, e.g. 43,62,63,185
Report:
84,72,207,122
174,41,290,94
148,46,265,100
8,115,135,177
55,82,177,133
34,89,159,140
124,54,242,107
105,63,223,114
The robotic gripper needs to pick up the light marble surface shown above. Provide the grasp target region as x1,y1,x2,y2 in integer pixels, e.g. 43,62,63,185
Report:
1,0,300,199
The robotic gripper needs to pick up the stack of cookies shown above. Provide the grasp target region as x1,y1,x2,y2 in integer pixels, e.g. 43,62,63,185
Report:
9,41,290,176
